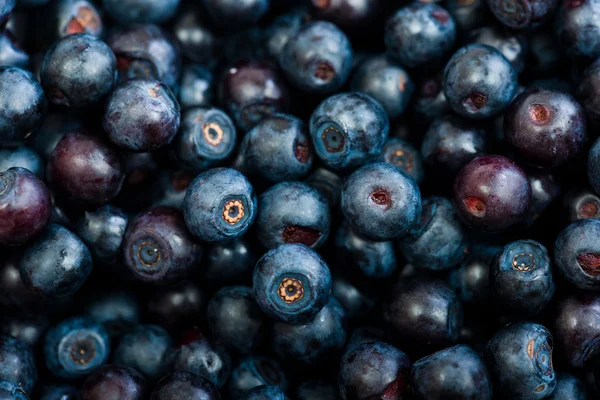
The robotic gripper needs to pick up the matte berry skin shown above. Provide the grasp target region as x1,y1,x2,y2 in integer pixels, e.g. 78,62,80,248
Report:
412,345,492,400
443,44,517,119
271,299,346,364
264,8,307,61
257,182,330,249
556,0,600,60
310,0,380,29
75,205,128,265
207,286,265,355
486,0,558,30
240,114,313,183
342,162,421,241
485,322,555,399
554,219,600,290
243,385,285,400
254,243,332,324
113,325,172,379
553,293,600,368
102,0,179,25
44,317,110,380
453,155,531,232
227,357,288,399
219,61,289,132
39,384,78,400
339,341,410,400
103,79,180,152
183,168,256,243
0,31,29,69
122,206,201,283
588,138,600,195
107,24,180,88
547,372,589,400
150,371,221,400
491,240,555,316
350,55,414,120
280,21,353,94
399,196,467,271
0,381,28,400
178,66,214,109
378,138,424,184
48,131,125,208
469,26,528,73
205,239,256,283
0,168,51,246
0,67,46,145
19,224,92,299
0,336,37,394
79,365,147,400
174,107,237,173
385,3,456,68
203,0,269,27
310,92,389,171
504,88,586,168
382,278,462,348
0,147,44,179
41,34,116,109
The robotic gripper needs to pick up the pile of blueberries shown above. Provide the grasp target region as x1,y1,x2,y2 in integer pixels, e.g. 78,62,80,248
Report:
4,0,600,398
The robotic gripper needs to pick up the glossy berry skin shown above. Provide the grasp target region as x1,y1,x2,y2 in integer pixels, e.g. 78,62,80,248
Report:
334,222,397,279
205,239,255,283
257,182,330,249
339,341,410,400
0,336,37,394
79,365,147,400
150,371,221,400
0,381,28,400
75,205,128,265
526,172,560,225
443,44,517,119
203,0,269,27
85,290,141,337
553,294,600,367
332,274,377,318
30,113,84,161
178,65,214,109
505,89,586,168
399,196,467,271
254,244,332,324
218,61,289,132
491,240,555,316
39,384,78,400
469,26,528,74
378,138,424,184
147,281,205,331
44,317,110,380
264,9,307,61
0,147,44,179
413,345,491,400
103,0,179,25
107,25,180,88
19,224,92,299
453,155,531,232
447,254,493,305
207,286,265,355
342,162,421,241
486,0,557,30
547,372,589,400
385,3,456,69
122,206,201,283
556,0,600,60
310,92,389,171
382,278,462,348
41,34,116,109
280,21,353,94
172,8,218,68
183,168,256,243
0,168,51,246
174,107,237,173
243,385,285,400
271,298,346,364
350,55,414,120
0,0,15,29
114,325,172,379
310,0,380,29
103,79,180,152
0,67,46,145
0,31,29,70
588,138,600,195
240,114,313,183
227,357,288,399
554,219,600,290
486,322,555,399
48,131,125,208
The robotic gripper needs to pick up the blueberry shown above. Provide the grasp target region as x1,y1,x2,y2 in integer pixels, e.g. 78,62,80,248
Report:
453,155,531,232
0,147,43,179
43,317,110,380
563,189,600,221
305,167,343,208
264,8,307,61
79,365,147,400
39,384,78,400
447,0,486,37
0,0,15,29
151,170,194,211
556,0,600,60
0,252,46,313
253,243,332,324
588,137,600,195
310,0,380,29
342,162,421,241
0,336,37,394
207,286,265,355
447,253,493,305
579,59,600,126
486,0,558,30
84,290,141,338
443,44,517,119
240,114,313,183
547,372,589,399
204,239,256,283
0,30,29,69
103,79,180,152
178,65,214,109
147,281,206,331
338,341,410,400
554,219,600,290
243,385,285,400
183,168,256,243
202,0,270,27
172,9,218,68
468,26,528,73
414,75,451,120
385,3,456,68
30,112,84,161
485,321,556,399
75,205,128,265
310,92,389,171
150,371,220,400
378,138,424,184
0,381,28,400
227,357,288,399
525,172,560,225
102,0,180,25
114,325,172,379
280,21,353,94
331,274,377,318
0,315,48,348
257,182,330,249
0,67,46,145
122,206,201,283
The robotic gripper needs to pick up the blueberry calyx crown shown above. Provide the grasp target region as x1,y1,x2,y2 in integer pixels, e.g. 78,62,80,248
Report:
137,241,161,267
321,125,344,153
202,122,224,146
222,199,245,225
278,277,304,304
512,253,536,272
69,338,97,366
388,149,413,172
